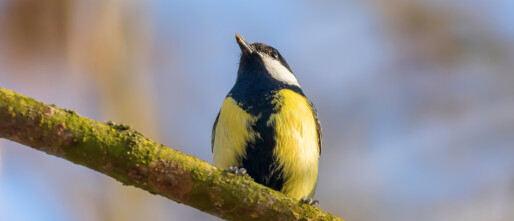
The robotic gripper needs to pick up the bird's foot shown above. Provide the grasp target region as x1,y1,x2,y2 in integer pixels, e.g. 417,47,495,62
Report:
227,166,247,175
301,196,320,207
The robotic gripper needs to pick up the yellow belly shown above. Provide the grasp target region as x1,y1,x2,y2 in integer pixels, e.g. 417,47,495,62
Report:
268,89,319,199
212,97,259,169
212,89,320,200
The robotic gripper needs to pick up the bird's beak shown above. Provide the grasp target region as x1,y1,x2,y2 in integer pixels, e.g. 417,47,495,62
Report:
235,33,253,54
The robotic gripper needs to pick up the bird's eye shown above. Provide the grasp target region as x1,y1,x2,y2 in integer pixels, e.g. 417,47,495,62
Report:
271,51,278,59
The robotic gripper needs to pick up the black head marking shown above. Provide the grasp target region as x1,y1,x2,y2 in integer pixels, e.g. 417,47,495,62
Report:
250,43,293,73
235,33,294,79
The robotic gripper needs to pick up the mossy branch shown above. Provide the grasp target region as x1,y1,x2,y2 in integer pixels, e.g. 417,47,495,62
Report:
0,88,342,221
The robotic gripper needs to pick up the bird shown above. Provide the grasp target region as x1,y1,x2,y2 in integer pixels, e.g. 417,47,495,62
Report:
212,33,321,205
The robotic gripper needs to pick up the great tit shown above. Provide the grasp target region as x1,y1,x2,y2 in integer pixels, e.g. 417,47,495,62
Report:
212,33,321,205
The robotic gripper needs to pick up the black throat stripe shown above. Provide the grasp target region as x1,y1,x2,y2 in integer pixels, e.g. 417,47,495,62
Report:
227,80,304,191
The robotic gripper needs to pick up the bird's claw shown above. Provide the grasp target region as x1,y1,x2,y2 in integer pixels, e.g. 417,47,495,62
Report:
227,166,247,175
301,196,320,207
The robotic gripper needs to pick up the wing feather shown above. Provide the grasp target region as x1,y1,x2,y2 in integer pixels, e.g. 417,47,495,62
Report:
310,102,322,155
211,111,220,153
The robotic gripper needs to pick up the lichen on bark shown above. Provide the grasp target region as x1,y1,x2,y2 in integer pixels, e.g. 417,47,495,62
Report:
0,87,342,221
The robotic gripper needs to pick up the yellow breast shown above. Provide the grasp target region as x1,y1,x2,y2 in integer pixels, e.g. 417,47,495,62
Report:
212,89,320,200
212,97,259,169
268,89,320,199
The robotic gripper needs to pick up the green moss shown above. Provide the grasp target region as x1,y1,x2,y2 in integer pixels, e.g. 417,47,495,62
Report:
191,168,207,181
105,120,133,131
64,108,76,115
0,88,343,221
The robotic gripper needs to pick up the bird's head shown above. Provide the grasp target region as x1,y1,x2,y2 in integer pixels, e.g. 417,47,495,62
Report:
235,33,299,87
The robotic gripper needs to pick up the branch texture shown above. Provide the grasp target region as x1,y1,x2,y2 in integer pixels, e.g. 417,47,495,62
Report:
0,88,342,221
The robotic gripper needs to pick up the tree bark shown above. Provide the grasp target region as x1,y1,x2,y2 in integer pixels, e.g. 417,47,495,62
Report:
0,88,342,221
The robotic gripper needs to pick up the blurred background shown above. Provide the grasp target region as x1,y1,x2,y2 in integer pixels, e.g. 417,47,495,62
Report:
1,0,514,220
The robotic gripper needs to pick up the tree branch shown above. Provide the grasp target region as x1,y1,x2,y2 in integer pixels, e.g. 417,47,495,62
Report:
0,88,342,221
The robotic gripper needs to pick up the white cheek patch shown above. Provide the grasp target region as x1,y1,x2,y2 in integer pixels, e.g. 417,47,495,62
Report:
260,54,300,87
